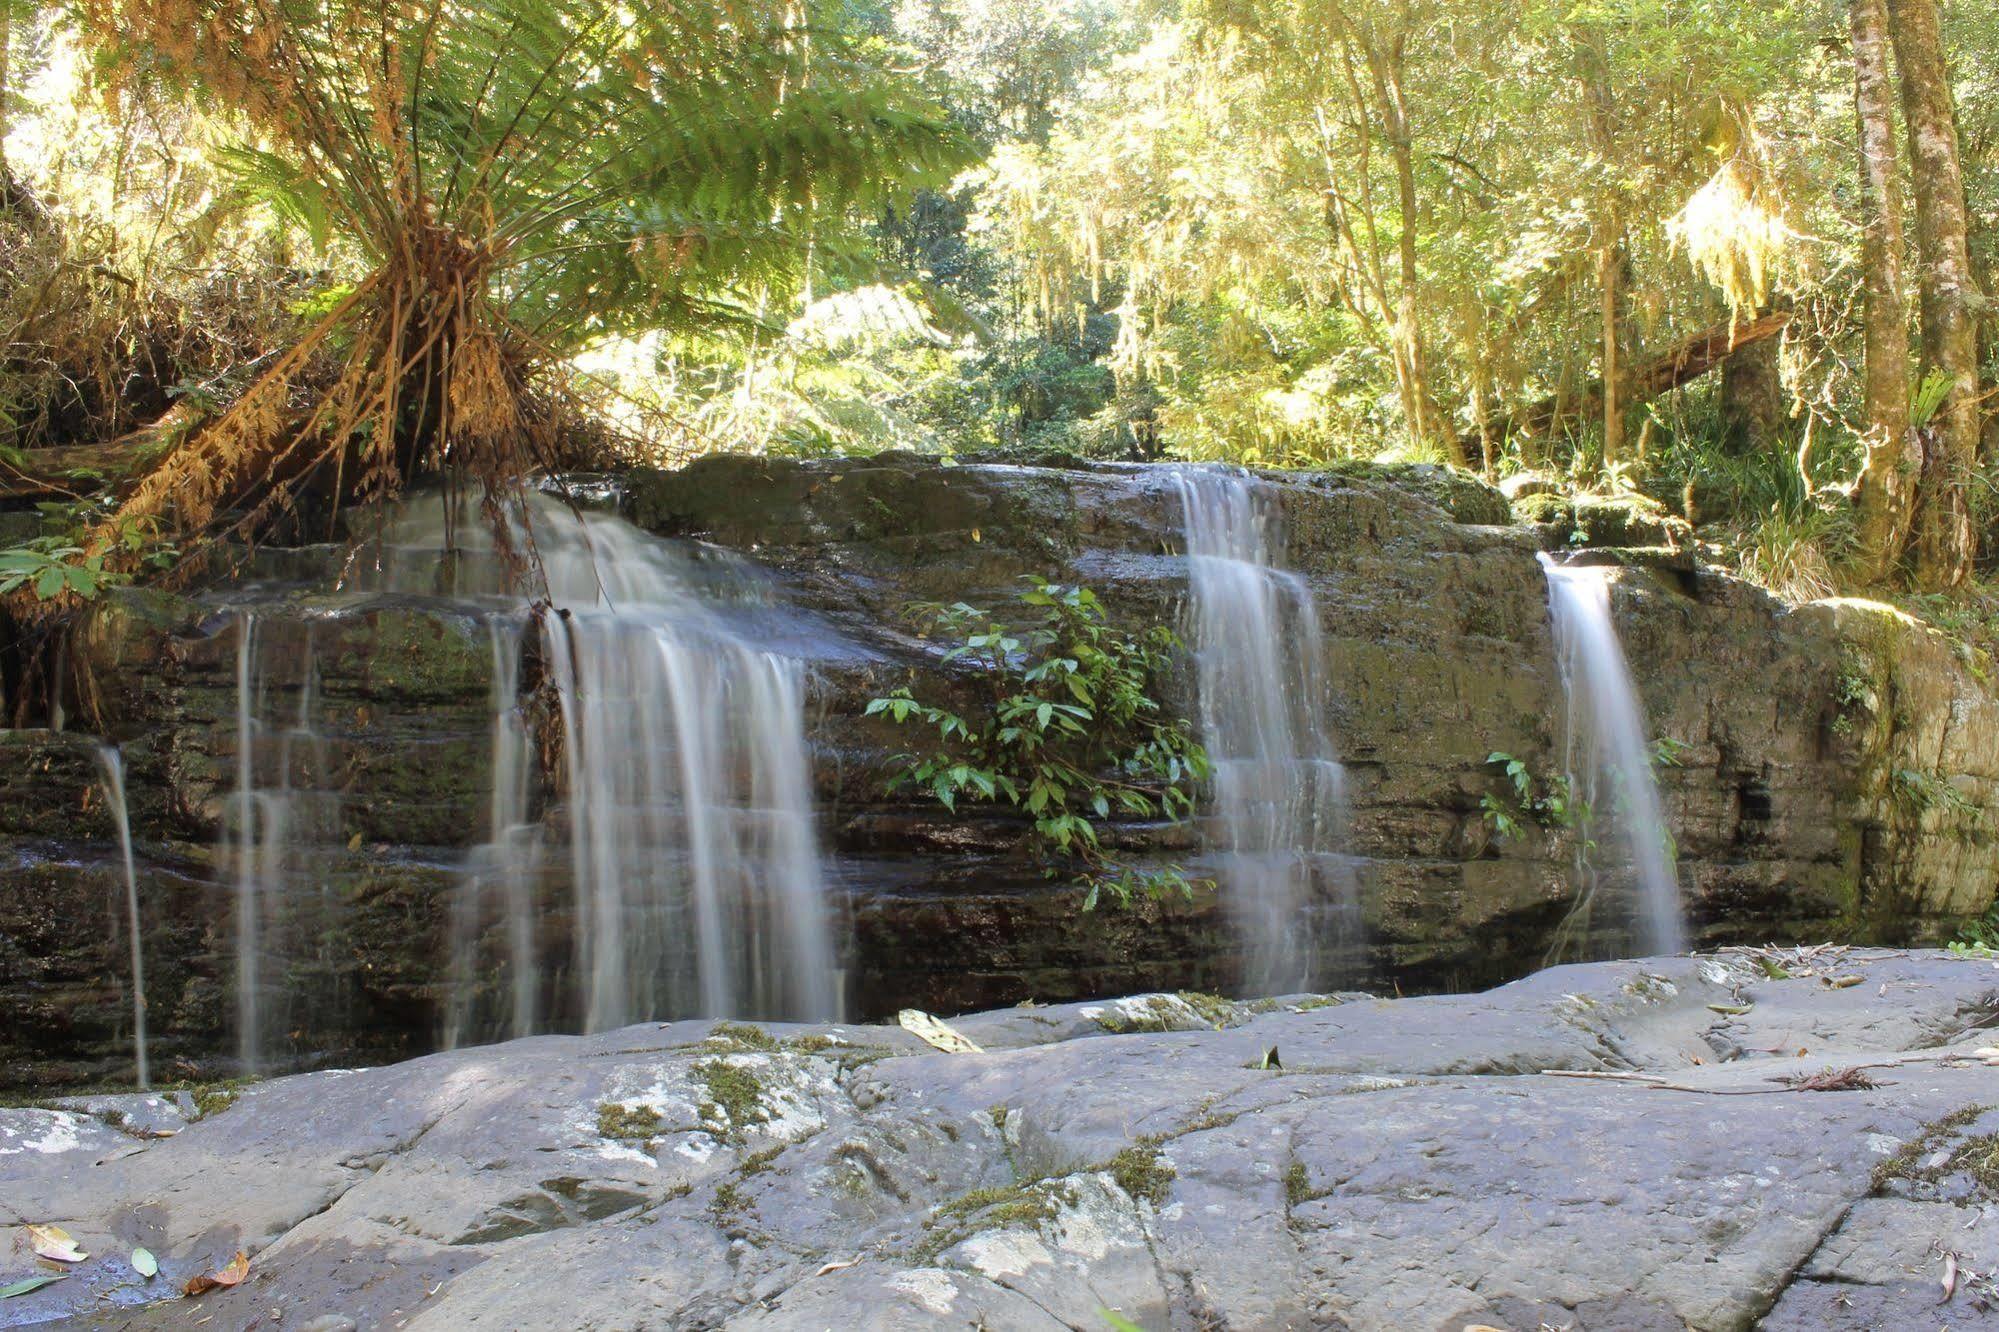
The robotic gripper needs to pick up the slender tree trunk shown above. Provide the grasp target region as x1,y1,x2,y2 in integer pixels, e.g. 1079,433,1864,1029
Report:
1379,38,1455,464
1575,26,1632,474
1887,0,1979,587
1851,0,1918,581
1597,240,1624,467
1346,6,1457,467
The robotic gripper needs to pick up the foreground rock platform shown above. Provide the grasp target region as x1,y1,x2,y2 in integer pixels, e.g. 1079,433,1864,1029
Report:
8,949,1999,1330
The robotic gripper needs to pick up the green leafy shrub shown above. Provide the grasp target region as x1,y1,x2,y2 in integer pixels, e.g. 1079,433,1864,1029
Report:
868,580,1210,908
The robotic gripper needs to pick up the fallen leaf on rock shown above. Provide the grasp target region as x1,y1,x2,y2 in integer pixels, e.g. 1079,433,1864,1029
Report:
1943,1250,1959,1302
181,1251,248,1297
0,1274,66,1299
1707,1003,1753,1016
1826,974,1865,989
897,1009,982,1054
131,1247,157,1278
813,1258,859,1277
26,1226,85,1264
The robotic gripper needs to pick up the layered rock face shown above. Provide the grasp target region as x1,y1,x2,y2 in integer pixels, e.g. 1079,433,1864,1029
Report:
6,950,1999,1330
3,455,1997,1086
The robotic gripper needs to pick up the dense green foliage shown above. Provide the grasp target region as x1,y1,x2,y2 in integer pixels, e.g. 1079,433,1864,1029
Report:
3,0,1999,602
867,580,1209,906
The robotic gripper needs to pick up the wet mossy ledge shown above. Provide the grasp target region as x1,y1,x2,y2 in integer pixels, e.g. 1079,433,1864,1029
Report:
5,453,1999,1089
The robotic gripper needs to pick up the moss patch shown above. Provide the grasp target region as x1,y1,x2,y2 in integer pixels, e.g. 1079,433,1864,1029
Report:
1872,1105,1999,1198
1104,1137,1175,1206
692,1059,769,1139
913,1177,1077,1264
597,1101,663,1140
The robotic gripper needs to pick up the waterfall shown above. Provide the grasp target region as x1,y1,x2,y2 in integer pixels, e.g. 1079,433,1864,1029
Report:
95,746,148,1089
225,615,339,1071
1538,553,1686,956
1173,468,1351,995
442,620,544,1049
379,492,840,1040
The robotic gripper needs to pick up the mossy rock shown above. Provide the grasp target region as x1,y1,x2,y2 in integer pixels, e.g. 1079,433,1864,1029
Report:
1514,491,1690,548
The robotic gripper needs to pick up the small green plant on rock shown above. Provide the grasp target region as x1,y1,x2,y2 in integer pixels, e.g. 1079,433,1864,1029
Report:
869,579,1211,908
1480,752,1587,842
1950,903,1999,958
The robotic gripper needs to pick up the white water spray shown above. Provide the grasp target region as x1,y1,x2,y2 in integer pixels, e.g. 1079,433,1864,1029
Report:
1538,553,1686,956
1173,468,1351,994
95,745,148,1089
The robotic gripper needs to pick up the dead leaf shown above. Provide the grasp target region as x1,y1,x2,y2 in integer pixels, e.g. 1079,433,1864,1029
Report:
182,1250,248,1297
27,1225,86,1263
346,832,362,851
813,1257,859,1277
1707,1003,1753,1016
1826,974,1865,989
897,1009,982,1053
1942,1250,1959,1302
971,528,981,543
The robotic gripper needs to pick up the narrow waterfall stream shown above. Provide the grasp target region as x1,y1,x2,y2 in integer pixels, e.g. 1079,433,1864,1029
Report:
1538,554,1686,956
95,746,149,1089
382,493,840,1043
1173,468,1351,994
225,616,341,1072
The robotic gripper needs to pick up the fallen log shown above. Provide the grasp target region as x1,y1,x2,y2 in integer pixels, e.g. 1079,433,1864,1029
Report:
1469,309,1793,458
0,406,198,502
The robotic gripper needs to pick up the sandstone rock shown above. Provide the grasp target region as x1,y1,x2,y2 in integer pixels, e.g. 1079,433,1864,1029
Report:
4,952,1999,1330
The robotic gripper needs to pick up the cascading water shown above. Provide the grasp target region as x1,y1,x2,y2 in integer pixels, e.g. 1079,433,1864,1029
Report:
442,620,544,1049
1538,553,1686,956
225,615,341,1072
1173,468,1351,994
95,745,148,1089
378,493,840,1041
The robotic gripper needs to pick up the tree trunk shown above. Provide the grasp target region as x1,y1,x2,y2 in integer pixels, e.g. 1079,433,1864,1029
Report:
1375,28,1458,465
1850,0,1918,581
1719,334,1788,456
1887,0,1980,587
1575,26,1629,472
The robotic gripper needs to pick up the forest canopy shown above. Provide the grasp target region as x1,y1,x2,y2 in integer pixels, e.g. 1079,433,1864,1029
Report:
3,0,1998,599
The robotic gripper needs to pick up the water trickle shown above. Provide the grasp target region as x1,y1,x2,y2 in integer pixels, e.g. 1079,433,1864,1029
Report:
1538,553,1686,956
95,745,148,1089
1173,468,1351,994
384,493,840,1039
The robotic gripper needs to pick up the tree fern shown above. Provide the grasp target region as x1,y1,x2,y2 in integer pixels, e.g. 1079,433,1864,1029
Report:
76,0,968,584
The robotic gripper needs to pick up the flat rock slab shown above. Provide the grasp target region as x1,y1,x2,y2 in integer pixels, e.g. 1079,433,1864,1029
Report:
7,949,1999,1330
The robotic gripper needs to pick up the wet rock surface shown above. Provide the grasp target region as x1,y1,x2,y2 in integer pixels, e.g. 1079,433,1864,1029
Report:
5,950,1999,1330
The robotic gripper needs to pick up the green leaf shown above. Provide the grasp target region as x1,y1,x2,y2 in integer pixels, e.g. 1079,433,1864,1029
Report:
34,565,65,600
132,1247,158,1278
0,1274,66,1298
